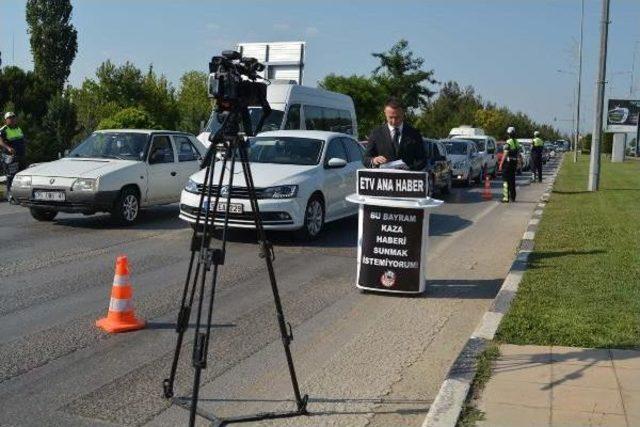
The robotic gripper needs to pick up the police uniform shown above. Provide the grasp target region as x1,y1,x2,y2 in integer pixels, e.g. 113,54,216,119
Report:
502,138,520,202
531,136,544,183
0,124,27,191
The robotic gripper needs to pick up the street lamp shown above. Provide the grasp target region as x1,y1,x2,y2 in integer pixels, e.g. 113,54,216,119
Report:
557,68,580,158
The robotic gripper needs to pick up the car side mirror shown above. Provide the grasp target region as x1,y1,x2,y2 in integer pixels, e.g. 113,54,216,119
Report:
326,157,347,168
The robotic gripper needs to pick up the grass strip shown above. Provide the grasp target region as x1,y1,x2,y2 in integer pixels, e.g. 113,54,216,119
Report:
497,156,640,348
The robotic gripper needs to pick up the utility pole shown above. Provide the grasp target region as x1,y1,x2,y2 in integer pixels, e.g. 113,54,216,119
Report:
588,0,611,192
631,41,639,97
574,0,585,163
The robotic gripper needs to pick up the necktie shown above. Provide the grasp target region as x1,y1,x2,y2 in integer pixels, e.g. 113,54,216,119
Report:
393,127,400,151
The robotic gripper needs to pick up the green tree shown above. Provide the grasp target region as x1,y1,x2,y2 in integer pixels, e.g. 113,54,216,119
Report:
176,71,211,134
25,0,78,91
371,39,437,110
416,81,483,137
37,92,78,160
319,74,385,138
140,65,179,129
98,107,157,130
70,61,179,136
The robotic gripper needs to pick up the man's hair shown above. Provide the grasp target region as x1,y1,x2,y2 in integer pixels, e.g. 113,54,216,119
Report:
384,97,403,110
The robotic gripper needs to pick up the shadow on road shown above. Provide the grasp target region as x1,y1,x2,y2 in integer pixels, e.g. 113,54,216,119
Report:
218,215,359,249
429,213,473,236
52,205,187,231
426,278,502,299
185,395,431,418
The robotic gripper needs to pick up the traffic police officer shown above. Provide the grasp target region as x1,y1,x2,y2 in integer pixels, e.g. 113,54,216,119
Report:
499,126,520,203
530,130,544,183
0,112,27,196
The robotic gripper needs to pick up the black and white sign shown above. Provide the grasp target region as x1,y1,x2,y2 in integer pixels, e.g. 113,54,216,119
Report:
357,170,427,198
606,99,640,133
358,205,424,292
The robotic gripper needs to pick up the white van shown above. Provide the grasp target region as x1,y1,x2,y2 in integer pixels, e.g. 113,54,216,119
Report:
450,126,498,177
198,82,357,145
448,125,485,138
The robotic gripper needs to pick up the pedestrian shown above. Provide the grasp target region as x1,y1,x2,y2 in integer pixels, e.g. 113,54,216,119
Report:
0,112,27,200
499,126,520,203
530,130,544,183
363,97,427,171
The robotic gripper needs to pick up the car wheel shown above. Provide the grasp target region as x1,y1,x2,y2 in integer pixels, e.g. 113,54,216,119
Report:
296,195,325,241
111,187,140,225
30,208,57,222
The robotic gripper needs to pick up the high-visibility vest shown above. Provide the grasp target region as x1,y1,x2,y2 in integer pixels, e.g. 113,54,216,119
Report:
1,125,24,143
505,138,520,159
533,137,544,147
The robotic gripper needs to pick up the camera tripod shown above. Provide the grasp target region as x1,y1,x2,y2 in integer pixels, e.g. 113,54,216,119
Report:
162,106,308,426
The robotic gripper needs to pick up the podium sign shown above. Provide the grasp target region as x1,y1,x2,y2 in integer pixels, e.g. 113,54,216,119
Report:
348,169,442,294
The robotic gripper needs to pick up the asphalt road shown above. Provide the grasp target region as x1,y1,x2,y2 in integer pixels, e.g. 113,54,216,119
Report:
0,158,560,427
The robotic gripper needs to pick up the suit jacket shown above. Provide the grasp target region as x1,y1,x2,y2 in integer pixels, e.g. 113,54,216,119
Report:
363,123,427,171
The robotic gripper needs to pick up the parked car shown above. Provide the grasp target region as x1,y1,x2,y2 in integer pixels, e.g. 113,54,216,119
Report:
180,130,362,240
423,138,452,197
451,135,498,178
11,130,206,224
199,82,358,145
443,139,483,186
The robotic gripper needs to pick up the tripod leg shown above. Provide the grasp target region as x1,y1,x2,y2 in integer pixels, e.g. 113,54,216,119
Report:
188,139,238,426
164,155,220,398
237,140,308,414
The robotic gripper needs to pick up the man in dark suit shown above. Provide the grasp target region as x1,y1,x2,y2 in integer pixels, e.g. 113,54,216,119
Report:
363,98,427,171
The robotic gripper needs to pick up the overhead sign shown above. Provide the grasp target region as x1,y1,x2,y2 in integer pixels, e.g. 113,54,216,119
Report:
606,99,640,133
236,41,305,84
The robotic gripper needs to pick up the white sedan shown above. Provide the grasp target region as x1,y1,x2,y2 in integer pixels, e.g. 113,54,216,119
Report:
11,129,206,224
179,130,363,239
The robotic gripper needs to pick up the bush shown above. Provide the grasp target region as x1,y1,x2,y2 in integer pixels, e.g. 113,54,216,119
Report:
98,107,157,130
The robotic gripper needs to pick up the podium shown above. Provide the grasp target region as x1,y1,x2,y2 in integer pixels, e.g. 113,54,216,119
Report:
346,169,443,294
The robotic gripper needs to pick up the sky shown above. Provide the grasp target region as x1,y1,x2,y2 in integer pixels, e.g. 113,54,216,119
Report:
1,0,639,135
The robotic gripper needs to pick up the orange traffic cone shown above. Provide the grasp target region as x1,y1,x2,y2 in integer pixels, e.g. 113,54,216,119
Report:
482,174,492,200
96,255,145,333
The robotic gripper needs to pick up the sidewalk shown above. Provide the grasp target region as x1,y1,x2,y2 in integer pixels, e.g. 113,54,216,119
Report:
478,344,640,427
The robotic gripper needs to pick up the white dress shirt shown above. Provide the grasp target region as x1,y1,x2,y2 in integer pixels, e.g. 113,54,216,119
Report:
387,122,404,145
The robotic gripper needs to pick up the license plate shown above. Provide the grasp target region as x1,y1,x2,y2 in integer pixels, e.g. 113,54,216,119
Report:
33,190,66,202
202,200,243,214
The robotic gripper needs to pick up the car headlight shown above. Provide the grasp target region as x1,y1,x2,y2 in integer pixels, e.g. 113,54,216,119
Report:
262,185,298,199
12,175,32,188
72,178,97,191
185,178,199,193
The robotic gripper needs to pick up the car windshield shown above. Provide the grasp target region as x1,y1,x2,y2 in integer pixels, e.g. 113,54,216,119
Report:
247,137,323,165
205,107,285,134
445,141,468,155
460,137,486,151
69,132,148,160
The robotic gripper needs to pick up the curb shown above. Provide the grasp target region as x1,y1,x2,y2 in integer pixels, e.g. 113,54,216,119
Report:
421,155,564,427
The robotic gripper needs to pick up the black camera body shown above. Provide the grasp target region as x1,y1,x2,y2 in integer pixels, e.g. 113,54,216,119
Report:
208,50,268,112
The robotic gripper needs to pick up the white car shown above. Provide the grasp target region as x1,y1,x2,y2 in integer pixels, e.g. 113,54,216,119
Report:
11,129,206,224
179,130,362,239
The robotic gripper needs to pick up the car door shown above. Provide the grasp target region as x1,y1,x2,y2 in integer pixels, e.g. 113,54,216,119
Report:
342,137,364,215
172,134,202,192
323,137,350,219
146,134,179,204
435,142,449,187
486,138,497,172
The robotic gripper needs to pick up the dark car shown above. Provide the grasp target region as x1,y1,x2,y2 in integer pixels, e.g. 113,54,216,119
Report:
423,138,453,196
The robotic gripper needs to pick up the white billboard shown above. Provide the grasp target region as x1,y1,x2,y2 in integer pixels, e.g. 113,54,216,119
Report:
236,41,305,84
